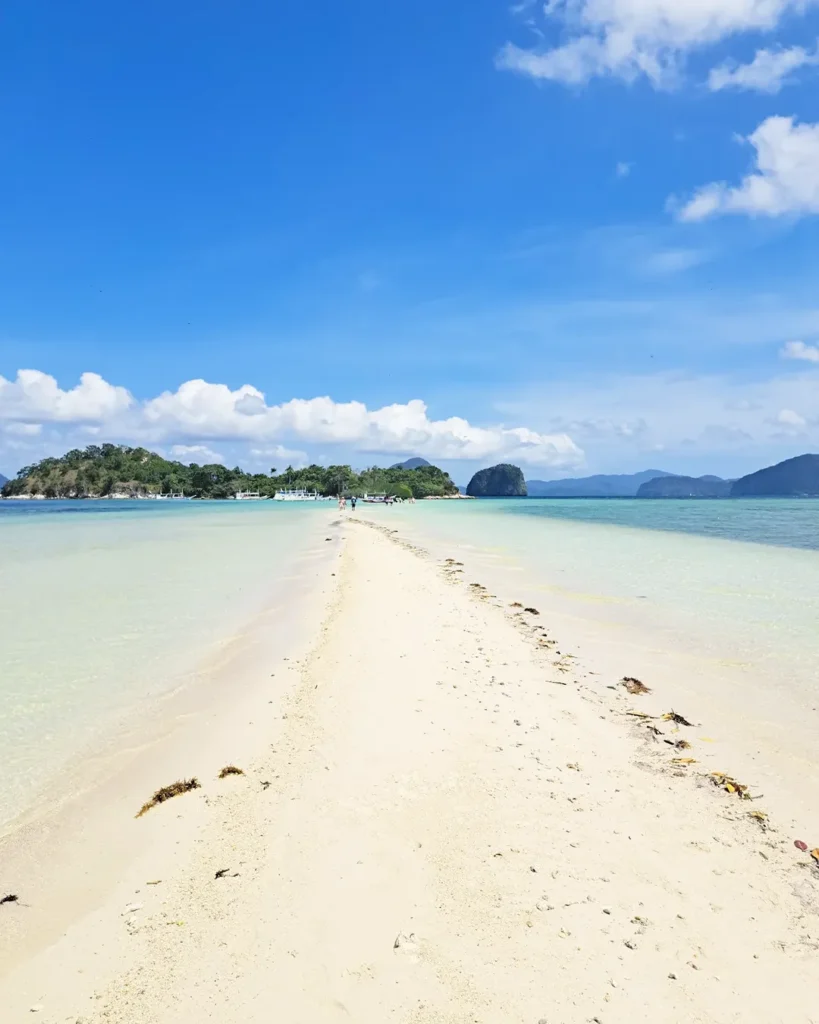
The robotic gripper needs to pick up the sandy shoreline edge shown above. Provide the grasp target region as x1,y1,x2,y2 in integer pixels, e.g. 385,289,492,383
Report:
2,514,818,1022
0,517,341,972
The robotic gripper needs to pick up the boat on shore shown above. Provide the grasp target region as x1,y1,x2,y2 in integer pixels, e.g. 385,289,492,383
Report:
273,489,322,501
234,491,268,501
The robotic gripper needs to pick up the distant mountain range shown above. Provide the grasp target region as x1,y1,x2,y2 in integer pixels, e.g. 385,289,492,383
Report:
637,475,731,498
730,453,819,497
525,454,819,499
526,470,673,498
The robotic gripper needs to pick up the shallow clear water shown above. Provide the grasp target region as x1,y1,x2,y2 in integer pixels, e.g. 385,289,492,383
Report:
388,498,819,703
4,496,819,826
475,497,819,551
0,501,329,824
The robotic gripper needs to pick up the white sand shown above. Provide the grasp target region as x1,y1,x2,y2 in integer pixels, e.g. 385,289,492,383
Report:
2,516,818,1022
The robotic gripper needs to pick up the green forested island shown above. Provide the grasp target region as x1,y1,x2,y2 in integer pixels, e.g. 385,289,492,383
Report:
1,444,459,500
466,463,527,497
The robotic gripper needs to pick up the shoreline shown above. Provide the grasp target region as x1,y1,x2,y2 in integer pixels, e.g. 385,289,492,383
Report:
2,513,818,1021
386,505,819,833
0,517,341,970
0,500,335,827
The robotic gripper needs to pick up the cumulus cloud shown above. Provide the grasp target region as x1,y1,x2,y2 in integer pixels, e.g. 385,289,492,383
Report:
496,0,816,88
708,43,819,93
0,370,583,469
781,339,819,362
142,380,583,467
0,370,132,423
677,116,819,221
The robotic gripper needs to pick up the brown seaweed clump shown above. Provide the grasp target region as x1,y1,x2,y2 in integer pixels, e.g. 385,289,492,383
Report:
524,607,540,615
622,676,651,695
710,772,751,799
136,778,200,818
663,710,696,727
218,765,245,779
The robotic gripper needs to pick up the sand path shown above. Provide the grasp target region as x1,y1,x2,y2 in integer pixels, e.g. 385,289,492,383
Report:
3,518,818,1023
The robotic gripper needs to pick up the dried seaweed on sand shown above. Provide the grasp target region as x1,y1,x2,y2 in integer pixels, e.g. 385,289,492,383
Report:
136,778,200,818
663,711,696,727
622,676,651,695
709,772,752,800
218,765,245,779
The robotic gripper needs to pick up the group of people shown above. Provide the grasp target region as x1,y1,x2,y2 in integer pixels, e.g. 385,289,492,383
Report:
337,494,409,510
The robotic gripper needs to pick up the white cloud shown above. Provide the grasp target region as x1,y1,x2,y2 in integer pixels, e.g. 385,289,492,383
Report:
0,371,584,470
678,116,819,221
708,43,819,93
143,381,583,467
776,407,807,427
496,0,817,87
616,161,632,178
0,370,132,423
781,339,819,362
170,444,225,465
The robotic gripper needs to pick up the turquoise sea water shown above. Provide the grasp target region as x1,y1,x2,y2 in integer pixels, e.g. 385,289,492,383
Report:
469,497,819,551
3,496,819,828
390,496,819,708
0,500,330,825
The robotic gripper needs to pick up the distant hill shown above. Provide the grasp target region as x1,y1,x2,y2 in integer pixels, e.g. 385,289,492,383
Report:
526,469,673,498
466,464,527,497
731,454,819,497
390,457,431,470
1,444,458,499
637,475,731,498
0,473,7,488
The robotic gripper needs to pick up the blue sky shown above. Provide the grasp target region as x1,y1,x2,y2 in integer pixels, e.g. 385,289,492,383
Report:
3,0,819,481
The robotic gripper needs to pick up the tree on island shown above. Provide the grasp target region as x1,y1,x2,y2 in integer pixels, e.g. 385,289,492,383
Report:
1,444,459,500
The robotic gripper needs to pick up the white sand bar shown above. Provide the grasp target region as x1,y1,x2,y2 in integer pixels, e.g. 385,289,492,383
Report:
2,517,818,1022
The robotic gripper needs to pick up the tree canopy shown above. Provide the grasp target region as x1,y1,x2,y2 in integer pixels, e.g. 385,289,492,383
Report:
1,444,459,500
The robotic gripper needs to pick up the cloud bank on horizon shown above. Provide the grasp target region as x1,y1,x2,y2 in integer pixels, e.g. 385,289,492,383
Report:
2,361,819,481
0,370,583,471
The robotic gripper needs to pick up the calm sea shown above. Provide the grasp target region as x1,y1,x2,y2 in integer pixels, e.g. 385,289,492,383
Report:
3,496,819,827
391,495,819,712
490,496,819,551
0,500,330,826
